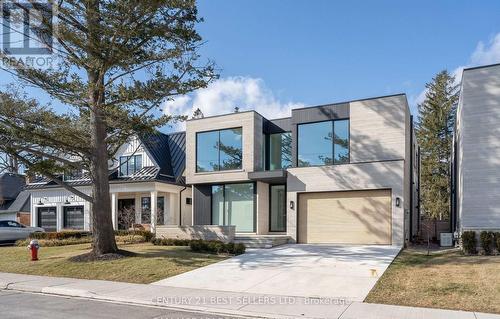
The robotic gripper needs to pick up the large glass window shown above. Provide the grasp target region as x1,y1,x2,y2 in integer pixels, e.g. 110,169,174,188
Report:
119,155,142,176
270,185,286,232
267,132,292,170
298,119,349,167
334,120,349,164
196,128,242,172
211,183,255,232
211,185,224,226
196,131,219,172
298,121,333,166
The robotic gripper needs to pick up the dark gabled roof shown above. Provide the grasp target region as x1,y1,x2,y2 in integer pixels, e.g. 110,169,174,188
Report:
139,131,186,183
0,190,30,213
166,132,186,183
24,131,187,190
140,132,173,177
0,173,25,200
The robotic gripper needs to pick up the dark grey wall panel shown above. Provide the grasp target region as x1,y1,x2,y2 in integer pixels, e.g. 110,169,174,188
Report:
291,103,349,125
263,117,292,134
193,185,211,225
291,103,350,167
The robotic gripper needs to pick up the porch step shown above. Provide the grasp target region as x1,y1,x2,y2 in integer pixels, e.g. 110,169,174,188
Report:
234,235,291,249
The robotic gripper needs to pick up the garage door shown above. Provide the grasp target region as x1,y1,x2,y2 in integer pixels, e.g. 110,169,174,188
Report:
298,190,392,244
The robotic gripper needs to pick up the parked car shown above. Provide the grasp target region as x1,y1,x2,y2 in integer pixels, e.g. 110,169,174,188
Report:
0,220,44,244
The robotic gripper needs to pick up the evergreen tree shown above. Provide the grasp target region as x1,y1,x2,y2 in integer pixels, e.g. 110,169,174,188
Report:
416,70,459,220
192,108,204,119
0,1,216,257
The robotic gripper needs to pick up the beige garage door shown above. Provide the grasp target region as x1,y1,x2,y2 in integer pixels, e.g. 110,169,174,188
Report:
298,190,392,244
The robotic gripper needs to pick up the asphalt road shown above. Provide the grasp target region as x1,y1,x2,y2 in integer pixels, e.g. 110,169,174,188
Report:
0,290,241,319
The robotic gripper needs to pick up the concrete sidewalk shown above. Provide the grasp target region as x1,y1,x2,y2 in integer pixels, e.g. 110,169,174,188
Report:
1,272,498,319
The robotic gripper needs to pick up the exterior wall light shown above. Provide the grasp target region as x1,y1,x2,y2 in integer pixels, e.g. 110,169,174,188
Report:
396,197,401,207
289,201,294,210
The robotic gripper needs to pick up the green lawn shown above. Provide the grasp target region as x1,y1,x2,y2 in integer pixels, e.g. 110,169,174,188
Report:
0,243,227,284
366,248,500,314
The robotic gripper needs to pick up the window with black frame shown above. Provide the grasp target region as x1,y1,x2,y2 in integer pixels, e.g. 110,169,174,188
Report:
297,119,349,167
119,154,143,176
196,128,242,172
141,197,151,224
267,132,292,170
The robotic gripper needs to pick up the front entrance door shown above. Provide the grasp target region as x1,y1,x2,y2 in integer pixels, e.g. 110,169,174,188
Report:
270,185,286,232
118,198,135,230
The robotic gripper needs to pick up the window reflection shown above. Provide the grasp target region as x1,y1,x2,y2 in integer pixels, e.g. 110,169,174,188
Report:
268,132,292,170
211,183,254,232
298,120,349,167
298,121,333,166
196,128,242,172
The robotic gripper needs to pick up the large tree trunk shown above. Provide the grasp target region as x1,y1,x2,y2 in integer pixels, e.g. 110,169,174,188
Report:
85,0,117,255
89,105,118,255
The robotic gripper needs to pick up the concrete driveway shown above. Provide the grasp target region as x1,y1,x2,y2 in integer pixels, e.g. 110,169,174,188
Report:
153,244,401,302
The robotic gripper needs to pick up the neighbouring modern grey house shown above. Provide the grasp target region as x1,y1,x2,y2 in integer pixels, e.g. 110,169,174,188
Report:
25,132,192,233
186,94,420,246
0,173,31,224
451,63,500,236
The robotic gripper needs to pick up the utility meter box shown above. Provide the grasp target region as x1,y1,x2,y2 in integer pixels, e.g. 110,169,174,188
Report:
440,233,453,247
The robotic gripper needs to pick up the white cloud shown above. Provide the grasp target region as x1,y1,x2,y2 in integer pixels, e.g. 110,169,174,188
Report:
162,76,305,130
413,32,500,111
470,33,500,65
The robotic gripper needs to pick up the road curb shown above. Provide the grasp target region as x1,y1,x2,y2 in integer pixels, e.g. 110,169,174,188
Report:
2,285,293,319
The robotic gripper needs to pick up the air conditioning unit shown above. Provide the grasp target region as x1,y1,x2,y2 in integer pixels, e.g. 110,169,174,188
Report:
440,233,453,247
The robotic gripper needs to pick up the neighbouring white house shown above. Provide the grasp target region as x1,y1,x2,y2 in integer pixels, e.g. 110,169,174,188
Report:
25,132,192,233
451,63,500,236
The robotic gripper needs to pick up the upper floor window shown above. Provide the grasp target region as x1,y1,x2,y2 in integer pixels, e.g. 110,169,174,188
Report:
298,119,349,167
119,154,142,176
267,132,292,170
196,128,242,172
63,169,85,181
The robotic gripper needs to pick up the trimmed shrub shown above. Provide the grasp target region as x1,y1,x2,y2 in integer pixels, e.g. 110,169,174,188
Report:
189,239,245,255
30,231,90,240
461,231,477,255
16,237,92,247
234,243,246,255
480,231,494,255
152,238,190,246
493,232,500,251
114,230,154,242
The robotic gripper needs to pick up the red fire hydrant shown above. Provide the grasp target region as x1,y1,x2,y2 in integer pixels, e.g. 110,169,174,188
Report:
27,239,40,261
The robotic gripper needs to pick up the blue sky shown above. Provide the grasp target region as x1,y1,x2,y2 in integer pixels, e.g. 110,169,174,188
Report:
2,1,500,132
160,0,500,126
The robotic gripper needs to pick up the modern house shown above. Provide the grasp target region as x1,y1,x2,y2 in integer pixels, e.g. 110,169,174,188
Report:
186,94,420,246
25,132,192,233
451,63,500,236
0,173,31,224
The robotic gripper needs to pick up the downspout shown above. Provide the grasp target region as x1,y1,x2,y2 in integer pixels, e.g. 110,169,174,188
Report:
178,186,187,226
